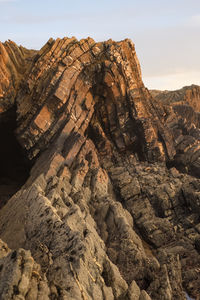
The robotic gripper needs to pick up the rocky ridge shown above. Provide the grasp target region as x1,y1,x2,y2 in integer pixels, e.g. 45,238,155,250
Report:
0,37,200,299
150,85,200,111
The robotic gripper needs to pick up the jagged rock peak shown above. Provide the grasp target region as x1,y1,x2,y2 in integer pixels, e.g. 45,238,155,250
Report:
0,40,37,111
0,37,175,163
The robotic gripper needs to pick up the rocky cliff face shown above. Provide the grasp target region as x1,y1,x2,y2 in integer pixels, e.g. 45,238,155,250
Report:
151,85,200,178
0,37,200,300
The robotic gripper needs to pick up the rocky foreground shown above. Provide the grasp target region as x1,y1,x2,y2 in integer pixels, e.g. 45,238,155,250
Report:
0,37,200,300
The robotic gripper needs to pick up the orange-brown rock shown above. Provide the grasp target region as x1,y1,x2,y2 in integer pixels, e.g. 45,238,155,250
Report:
0,37,200,300
0,40,36,113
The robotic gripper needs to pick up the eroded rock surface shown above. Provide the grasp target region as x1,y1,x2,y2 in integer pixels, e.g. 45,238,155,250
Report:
0,37,200,299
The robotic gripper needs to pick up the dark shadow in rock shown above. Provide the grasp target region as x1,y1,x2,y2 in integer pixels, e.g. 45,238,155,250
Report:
0,107,31,209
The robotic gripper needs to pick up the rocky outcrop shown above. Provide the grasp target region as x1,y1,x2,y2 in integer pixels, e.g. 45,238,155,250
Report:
151,85,200,112
0,40,36,112
151,85,200,178
0,37,200,299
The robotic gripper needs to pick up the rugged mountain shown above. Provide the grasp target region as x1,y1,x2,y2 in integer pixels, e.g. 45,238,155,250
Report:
0,37,200,300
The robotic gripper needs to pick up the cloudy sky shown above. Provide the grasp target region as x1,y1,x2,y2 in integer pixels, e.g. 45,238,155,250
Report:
0,0,200,90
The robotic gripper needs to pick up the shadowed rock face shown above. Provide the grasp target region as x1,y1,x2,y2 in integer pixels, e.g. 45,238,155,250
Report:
151,86,200,178
0,108,31,209
0,37,200,300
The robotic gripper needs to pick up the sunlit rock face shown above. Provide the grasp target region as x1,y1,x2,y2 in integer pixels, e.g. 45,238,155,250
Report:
0,37,200,300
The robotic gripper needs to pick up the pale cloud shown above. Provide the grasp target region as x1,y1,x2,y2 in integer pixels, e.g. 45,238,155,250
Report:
135,25,200,88
143,71,200,91
187,14,200,27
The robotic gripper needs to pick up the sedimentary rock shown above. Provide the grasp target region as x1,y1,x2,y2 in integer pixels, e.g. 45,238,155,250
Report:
0,37,200,299
151,85,200,178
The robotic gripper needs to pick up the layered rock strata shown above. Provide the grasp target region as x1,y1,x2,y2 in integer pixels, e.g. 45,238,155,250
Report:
0,37,200,300
151,85,200,178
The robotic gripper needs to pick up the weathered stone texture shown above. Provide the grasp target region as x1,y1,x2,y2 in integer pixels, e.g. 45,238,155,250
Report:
0,37,200,300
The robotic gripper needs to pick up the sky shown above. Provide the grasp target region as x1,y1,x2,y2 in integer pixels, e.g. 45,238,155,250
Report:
0,0,200,90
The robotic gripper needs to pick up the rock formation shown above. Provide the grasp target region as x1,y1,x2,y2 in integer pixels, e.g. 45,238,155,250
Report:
151,85,200,178
0,37,200,300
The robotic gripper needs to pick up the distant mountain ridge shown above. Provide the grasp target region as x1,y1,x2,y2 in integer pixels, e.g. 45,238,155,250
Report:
150,84,200,112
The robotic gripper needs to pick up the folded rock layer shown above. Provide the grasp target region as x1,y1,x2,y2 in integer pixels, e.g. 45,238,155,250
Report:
0,37,200,300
